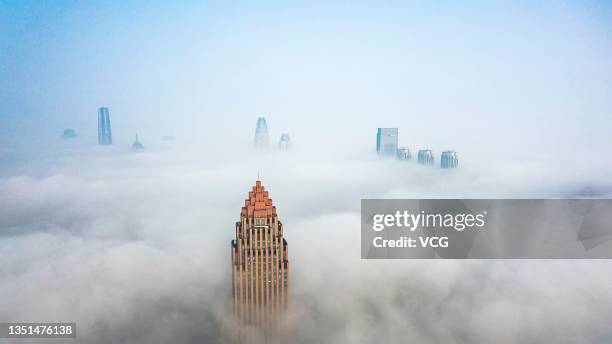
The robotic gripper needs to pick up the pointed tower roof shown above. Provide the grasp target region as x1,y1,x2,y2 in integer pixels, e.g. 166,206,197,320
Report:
242,180,277,217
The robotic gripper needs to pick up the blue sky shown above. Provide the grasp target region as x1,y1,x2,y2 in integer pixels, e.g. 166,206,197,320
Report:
1,1,611,161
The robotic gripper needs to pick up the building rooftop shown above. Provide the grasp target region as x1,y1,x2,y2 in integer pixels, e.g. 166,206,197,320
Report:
242,180,277,218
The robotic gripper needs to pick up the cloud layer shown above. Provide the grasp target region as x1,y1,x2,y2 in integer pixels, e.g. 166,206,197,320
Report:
1,146,611,343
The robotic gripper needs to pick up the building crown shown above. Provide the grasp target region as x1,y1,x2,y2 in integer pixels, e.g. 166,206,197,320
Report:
241,180,277,218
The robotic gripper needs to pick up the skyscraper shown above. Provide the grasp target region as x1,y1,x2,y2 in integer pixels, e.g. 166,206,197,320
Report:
97,107,112,145
61,129,77,139
132,134,144,150
376,128,398,156
396,147,411,160
417,149,434,165
231,180,289,329
254,117,269,149
441,150,459,168
278,133,290,150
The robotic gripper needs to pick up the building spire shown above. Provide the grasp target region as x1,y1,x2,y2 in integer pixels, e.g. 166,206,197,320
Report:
131,133,144,150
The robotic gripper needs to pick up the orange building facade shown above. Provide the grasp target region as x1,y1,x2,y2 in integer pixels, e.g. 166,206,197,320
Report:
231,180,289,328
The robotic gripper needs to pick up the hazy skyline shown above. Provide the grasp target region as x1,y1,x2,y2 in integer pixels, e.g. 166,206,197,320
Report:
1,1,611,164
1,3,612,342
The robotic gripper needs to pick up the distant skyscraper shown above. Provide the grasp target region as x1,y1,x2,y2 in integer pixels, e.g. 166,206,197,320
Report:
417,149,434,165
61,129,77,139
254,117,269,149
97,107,112,145
231,180,289,329
278,133,290,150
396,147,411,160
376,128,398,156
132,134,144,150
441,151,459,168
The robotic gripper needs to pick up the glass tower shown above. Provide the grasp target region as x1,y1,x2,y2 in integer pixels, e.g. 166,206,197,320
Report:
396,147,411,160
278,133,290,150
254,117,270,149
441,151,459,168
376,128,398,156
417,149,434,165
97,107,112,145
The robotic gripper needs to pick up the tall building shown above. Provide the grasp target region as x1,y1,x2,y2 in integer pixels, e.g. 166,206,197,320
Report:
132,134,144,150
396,147,411,160
417,149,434,165
376,128,398,156
441,150,459,168
231,180,289,329
278,133,290,150
254,117,269,149
97,107,112,145
61,129,77,139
